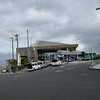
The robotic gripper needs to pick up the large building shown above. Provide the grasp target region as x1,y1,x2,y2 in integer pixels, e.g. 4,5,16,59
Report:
18,40,78,60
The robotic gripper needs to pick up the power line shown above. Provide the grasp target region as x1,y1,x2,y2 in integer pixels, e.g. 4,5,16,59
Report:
0,23,12,33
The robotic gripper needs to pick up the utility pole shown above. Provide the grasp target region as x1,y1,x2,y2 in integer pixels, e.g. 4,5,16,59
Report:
10,37,14,59
15,34,20,58
27,29,30,61
15,34,20,66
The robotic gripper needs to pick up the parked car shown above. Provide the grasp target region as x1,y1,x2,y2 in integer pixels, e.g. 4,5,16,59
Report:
44,61,49,67
38,61,49,68
49,60,52,66
2,68,7,73
52,59,62,66
38,61,45,68
69,57,75,61
31,62,41,69
27,62,41,71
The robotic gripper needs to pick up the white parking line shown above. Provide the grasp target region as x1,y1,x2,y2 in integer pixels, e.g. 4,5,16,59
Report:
60,66,64,68
47,85,55,87
56,70,64,72
66,68,71,70
80,74,88,76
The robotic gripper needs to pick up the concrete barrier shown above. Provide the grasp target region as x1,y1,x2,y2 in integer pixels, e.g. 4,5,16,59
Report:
12,66,27,73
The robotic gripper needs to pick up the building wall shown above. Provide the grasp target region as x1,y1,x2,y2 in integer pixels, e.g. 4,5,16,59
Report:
18,45,78,60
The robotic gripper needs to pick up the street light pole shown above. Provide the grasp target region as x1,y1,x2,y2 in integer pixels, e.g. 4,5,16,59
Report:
96,8,100,54
73,38,80,61
91,48,94,68
96,7,100,10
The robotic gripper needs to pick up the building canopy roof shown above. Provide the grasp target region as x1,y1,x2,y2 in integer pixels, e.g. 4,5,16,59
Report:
57,50,82,55
31,40,77,47
45,50,82,55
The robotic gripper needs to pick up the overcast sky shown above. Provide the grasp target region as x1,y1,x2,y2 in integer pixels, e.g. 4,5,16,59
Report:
0,0,100,64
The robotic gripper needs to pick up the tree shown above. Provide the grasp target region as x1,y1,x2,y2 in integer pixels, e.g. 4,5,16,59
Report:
68,47,74,51
55,47,61,51
81,51,85,57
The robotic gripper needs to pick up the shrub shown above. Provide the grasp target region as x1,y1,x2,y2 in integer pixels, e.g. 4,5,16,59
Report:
93,56,100,60
11,65,15,70
21,58,29,66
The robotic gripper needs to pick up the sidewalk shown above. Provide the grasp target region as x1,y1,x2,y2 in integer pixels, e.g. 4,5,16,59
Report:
68,60,90,64
88,64,100,70
72,61,100,70
65,60,100,70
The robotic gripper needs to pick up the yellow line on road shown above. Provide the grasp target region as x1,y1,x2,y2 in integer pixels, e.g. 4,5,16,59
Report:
17,68,27,73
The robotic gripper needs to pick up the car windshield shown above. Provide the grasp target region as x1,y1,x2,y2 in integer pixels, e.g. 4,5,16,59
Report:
52,59,57,62
39,62,42,64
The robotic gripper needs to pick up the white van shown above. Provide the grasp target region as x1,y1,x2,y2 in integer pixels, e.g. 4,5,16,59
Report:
27,62,41,71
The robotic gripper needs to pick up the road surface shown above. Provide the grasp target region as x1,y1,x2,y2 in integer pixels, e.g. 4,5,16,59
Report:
0,60,100,100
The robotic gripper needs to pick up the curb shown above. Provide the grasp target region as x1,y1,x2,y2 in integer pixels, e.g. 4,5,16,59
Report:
88,67,100,70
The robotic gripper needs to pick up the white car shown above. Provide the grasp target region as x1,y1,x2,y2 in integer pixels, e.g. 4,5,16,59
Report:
31,62,41,69
2,68,7,73
27,62,41,71
52,59,62,66
38,61,45,68
38,61,49,68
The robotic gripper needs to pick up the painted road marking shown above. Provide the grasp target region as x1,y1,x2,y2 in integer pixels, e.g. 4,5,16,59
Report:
66,68,71,70
17,68,27,73
80,74,88,76
60,66,64,68
56,70,64,72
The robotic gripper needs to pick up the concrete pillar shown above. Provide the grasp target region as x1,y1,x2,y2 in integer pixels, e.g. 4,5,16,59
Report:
67,48,68,51
35,48,38,60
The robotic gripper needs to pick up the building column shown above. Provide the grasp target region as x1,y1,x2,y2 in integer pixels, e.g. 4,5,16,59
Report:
36,48,38,60
67,48,68,51
75,47,76,51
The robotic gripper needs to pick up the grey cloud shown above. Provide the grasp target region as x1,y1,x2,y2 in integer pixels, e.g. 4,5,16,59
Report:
0,0,100,64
